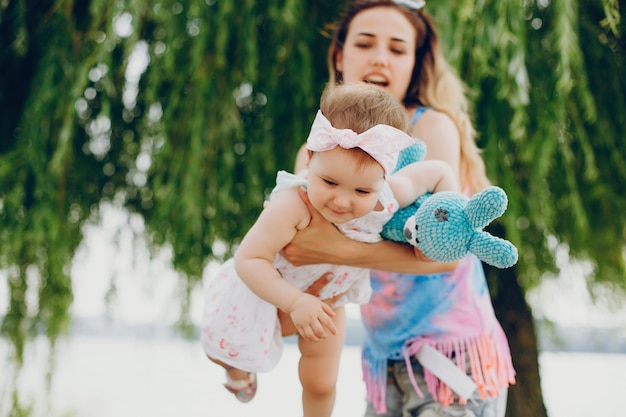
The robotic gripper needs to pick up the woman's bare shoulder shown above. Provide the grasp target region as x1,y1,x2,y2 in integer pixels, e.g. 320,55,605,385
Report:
413,109,457,139
411,108,460,168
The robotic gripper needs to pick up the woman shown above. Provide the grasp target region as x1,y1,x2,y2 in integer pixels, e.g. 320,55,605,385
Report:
282,1,516,416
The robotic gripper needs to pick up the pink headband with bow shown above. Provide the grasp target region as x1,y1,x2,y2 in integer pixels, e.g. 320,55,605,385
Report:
305,110,415,174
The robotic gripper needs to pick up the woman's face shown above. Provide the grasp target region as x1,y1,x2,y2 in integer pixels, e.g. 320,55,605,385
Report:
336,7,417,103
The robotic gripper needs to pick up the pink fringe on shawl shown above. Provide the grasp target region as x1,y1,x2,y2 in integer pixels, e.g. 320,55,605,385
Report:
364,329,516,413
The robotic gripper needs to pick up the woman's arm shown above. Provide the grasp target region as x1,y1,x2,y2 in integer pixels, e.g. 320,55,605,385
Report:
281,188,458,275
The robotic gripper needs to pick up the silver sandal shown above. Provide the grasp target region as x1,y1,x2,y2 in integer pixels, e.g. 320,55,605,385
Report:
224,371,257,403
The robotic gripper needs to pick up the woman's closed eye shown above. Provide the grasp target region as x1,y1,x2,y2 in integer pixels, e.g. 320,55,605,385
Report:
354,41,406,56
390,46,407,55
355,41,374,50
389,42,409,55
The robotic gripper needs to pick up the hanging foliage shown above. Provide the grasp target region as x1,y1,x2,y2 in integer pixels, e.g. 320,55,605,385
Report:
429,0,625,287
0,0,624,416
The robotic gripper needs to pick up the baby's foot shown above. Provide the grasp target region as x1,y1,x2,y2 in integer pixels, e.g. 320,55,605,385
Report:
224,372,257,403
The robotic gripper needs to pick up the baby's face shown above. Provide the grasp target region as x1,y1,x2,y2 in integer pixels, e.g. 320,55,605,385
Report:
306,147,385,224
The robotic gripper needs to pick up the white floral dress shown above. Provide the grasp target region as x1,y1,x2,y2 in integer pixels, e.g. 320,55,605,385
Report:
201,170,399,372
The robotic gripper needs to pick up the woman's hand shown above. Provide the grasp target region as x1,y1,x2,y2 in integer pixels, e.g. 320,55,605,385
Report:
281,187,348,266
283,180,456,275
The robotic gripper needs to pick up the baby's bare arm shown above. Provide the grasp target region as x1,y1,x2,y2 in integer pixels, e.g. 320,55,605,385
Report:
235,189,337,341
388,160,460,208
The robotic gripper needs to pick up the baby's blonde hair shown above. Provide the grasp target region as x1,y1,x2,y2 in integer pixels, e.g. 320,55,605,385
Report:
320,83,411,134
314,83,411,173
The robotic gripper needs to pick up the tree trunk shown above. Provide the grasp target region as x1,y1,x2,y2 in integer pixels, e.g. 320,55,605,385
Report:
485,262,548,417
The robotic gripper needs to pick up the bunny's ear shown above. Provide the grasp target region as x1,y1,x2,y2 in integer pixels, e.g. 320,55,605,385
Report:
393,142,427,173
465,186,508,229
469,232,518,269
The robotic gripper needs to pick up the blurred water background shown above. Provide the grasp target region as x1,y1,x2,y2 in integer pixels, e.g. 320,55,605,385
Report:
1,206,625,417
2,331,626,417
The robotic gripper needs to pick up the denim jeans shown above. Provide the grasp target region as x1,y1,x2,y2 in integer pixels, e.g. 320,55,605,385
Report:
363,355,508,417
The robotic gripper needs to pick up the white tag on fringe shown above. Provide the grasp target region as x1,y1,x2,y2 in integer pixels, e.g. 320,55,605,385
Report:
415,344,477,400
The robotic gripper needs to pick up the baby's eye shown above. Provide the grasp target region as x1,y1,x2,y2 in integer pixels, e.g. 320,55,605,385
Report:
323,179,337,186
356,189,371,195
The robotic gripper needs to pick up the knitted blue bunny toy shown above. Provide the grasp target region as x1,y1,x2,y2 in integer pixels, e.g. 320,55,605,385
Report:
382,143,518,269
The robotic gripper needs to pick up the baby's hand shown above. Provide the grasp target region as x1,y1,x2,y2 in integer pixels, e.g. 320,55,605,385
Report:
288,293,337,342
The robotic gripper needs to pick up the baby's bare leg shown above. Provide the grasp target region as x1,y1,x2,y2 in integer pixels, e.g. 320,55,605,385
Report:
298,306,346,417
207,356,248,380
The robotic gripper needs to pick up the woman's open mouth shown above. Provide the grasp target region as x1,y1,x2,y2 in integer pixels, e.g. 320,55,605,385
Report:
364,75,389,87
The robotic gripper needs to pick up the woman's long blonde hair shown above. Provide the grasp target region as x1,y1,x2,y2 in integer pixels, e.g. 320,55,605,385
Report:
327,0,490,193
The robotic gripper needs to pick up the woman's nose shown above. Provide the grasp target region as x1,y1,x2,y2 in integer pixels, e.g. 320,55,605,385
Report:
371,48,389,67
